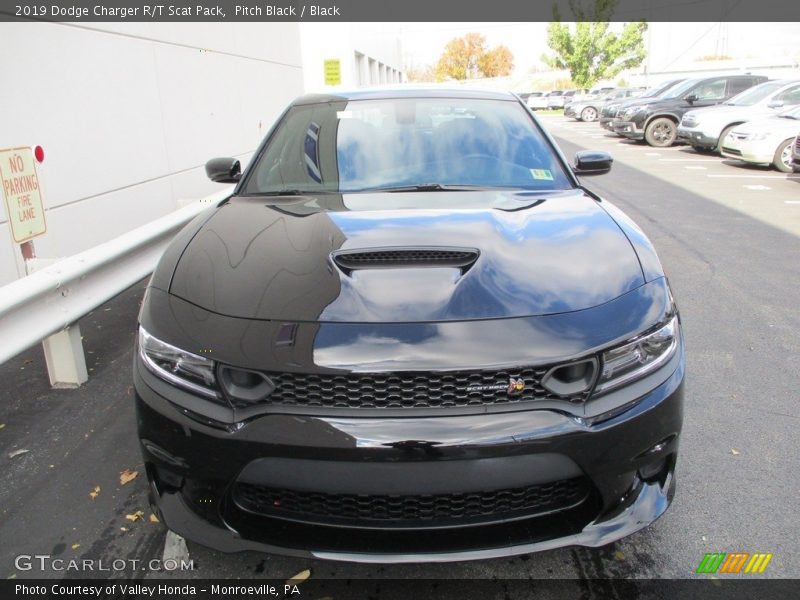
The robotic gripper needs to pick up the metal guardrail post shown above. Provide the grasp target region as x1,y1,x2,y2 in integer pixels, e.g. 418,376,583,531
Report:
42,325,88,388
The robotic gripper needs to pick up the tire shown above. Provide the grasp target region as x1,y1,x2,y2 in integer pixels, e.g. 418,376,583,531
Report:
773,138,794,173
691,145,714,154
644,117,678,147
581,107,598,122
715,124,738,153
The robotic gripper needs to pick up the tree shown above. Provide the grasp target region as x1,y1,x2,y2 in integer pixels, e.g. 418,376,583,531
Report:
435,33,515,81
478,45,514,78
543,0,647,89
405,64,437,82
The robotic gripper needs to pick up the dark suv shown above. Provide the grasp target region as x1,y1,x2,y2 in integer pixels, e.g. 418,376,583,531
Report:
599,79,686,132
613,75,768,147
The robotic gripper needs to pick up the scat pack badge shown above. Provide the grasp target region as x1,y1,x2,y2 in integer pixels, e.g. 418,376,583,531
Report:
466,377,526,396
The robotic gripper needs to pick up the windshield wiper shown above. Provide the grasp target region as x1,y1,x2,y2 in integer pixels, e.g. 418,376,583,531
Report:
361,183,494,193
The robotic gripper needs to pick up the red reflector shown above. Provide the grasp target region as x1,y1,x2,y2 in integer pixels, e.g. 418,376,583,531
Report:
34,146,45,163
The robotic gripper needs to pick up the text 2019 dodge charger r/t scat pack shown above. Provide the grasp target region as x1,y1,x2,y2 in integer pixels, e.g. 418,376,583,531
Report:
134,88,685,562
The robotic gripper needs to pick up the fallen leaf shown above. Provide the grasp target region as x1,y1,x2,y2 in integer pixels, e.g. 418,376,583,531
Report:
119,469,139,485
125,510,145,522
120,527,128,532
614,550,625,561
89,486,101,500
0,424,5,430
8,574,16,579
71,544,80,550
731,449,740,455
9,449,29,459
149,514,160,523
286,569,311,586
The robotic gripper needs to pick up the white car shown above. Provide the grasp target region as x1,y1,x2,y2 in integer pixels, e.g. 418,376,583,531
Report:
526,92,548,110
678,79,800,152
719,105,800,172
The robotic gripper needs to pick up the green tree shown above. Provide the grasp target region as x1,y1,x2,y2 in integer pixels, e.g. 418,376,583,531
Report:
435,33,515,81
543,0,647,89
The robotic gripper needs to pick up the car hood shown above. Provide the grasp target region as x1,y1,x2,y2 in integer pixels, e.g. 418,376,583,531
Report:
168,190,646,323
732,115,800,136
684,104,772,121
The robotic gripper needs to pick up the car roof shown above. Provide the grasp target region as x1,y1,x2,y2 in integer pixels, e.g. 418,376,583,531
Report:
291,86,518,105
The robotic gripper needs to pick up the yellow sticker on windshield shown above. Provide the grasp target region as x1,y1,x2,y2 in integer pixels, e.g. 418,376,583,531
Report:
530,169,553,180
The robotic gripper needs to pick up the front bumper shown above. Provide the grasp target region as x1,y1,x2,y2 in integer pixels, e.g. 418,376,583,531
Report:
719,137,775,165
135,346,684,562
599,117,617,131
564,105,578,118
612,120,644,140
676,126,718,149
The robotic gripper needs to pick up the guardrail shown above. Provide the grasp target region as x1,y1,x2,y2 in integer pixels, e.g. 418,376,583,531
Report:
0,189,231,387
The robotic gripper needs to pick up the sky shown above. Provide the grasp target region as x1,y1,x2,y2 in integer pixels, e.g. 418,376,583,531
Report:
390,22,800,76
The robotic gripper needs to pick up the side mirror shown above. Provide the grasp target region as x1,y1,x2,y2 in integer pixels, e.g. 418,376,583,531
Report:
685,94,698,104
573,150,613,175
767,100,785,109
205,157,241,184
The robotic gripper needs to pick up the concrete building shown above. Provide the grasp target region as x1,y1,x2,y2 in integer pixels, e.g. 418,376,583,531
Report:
300,23,404,92
0,23,304,286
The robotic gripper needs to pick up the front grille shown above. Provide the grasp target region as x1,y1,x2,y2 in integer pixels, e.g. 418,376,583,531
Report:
721,147,741,156
234,477,591,526
333,248,478,271
260,367,589,410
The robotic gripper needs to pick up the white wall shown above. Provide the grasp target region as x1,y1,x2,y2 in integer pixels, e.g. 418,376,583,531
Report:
0,22,303,285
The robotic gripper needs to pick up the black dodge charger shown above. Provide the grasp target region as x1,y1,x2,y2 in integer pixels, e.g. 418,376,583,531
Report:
134,87,685,562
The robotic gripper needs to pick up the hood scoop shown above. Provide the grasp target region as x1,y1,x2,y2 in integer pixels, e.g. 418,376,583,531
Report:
332,246,480,274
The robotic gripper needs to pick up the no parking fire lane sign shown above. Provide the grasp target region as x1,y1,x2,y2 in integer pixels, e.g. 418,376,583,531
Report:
0,146,47,244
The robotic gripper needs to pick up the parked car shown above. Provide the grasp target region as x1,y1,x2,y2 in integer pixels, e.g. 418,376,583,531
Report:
135,87,685,561
719,105,800,172
547,89,577,109
613,75,768,147
565,88,644,122
600,80,686,132
793,132,800,172
677,79,800,152
526,91,548,110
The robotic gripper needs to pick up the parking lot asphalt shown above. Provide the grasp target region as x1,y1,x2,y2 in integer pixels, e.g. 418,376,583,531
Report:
1,115,798,593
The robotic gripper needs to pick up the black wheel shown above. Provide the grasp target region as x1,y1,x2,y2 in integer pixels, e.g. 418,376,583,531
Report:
644,117,677,147
580,107,598,122
715,124,738,153
773,138,794,173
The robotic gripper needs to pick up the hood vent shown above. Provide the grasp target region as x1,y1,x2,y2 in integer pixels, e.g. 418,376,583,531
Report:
333,247,479,273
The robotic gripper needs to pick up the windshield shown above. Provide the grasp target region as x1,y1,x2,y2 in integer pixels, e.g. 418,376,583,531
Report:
725,81,785,106
661,79,702,100
778,105,800,119
242,97,573,195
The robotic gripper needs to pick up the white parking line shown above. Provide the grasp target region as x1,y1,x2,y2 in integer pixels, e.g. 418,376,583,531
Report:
785,200,800,204
658,158,721,162
685,166,708,170
644,152,661,157
707,174,800,180
744,185,771,190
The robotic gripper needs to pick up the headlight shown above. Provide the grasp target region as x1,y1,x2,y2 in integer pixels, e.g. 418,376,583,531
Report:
746,132,769,141
594,315,679,394
138,327,220,400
